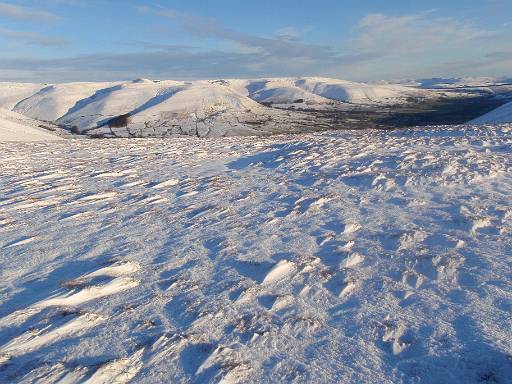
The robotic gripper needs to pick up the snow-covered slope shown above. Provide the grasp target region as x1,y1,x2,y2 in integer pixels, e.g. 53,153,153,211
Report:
0,108,63,142
124,80,280,137
56,79,175,132
230,77,432,107
13,82,116,121
229,78,342,107
0,83,44,110
416,77,512,89
470,101,512,124
0,125,510,383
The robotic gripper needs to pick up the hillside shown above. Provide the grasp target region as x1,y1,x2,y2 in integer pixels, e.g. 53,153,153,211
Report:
2,77,510,138
0,108,64,142
13,82,116,122
56,79,292,137
470,101,512,124
294,77,429,103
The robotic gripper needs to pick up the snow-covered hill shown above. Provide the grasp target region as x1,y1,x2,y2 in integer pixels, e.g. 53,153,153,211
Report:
3,77,510,138
228,77,430,108
56,79,291,137
0,125,510,383
416,77,512,88
0,77,442,137
414,77,512,98
230,78,338,108
0,108,64,142
13,82,116,122
294,77,429,103
0,83,45,110
470,101,512,124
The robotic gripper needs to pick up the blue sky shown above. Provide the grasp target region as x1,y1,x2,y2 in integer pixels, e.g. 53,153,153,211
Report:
0,0,511,82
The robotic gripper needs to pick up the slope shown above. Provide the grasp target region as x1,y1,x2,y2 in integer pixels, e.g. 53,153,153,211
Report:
0,77,460,137
13,82,117,122
470,101,512,124
0,108,63,142
294,77,430,104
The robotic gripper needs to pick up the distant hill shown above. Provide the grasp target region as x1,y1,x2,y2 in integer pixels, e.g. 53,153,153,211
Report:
1,77,510,138
0,77,436,137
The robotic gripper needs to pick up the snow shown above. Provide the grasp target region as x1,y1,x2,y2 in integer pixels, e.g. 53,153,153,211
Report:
233,78,340,107
470,101,512,124
233,77,433,106
416,77,512,89
0,108,63,142
294,77,429,103
0,124,510,383
413,77,512,99
51,79,274,137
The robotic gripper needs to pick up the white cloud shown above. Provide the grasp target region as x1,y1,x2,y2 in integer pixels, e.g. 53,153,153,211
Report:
0,27,68,46
134,6,349,65
276,27,301,40
0,1,59,21
352,12,496,55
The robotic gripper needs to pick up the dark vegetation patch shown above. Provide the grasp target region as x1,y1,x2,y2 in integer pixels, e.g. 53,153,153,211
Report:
378,96,511,127
286,95,512,131
69,125,81,134
106,114,131,128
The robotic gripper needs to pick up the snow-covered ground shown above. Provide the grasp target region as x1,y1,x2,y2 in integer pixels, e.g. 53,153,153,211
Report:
0,108,65,142
470,101,512,124
0,125,510,383
229,77,430,107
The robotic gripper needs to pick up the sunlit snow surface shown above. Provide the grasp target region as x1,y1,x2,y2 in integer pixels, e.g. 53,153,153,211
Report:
471,101,512,125
0,126,511,383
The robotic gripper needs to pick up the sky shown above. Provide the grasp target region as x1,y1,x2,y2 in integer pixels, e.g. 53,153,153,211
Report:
0,0,511,82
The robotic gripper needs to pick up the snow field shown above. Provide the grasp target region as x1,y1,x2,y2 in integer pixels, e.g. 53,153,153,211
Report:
0,125,510,383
